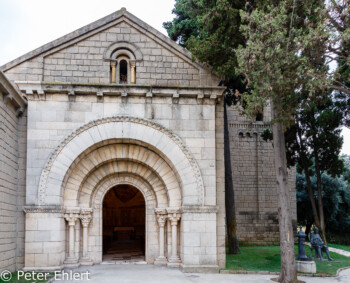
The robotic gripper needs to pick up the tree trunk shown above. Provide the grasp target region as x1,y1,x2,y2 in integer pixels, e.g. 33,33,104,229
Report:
305,221,313,241
297,129,321,233
271,99,297,283
224,96,240,254
313,149,327,245
303,165,321,230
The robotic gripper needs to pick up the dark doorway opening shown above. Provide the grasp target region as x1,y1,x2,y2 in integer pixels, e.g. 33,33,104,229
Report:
103,184,145,262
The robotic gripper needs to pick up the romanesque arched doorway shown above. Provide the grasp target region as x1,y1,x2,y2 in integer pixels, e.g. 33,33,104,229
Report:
102,184,145,262
30,117,208,270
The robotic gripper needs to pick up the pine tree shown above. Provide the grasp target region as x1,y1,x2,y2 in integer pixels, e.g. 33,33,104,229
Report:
235,1,330,281
283,92,345,245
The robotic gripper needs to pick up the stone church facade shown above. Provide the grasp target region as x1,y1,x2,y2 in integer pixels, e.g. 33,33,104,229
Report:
0,9,296,273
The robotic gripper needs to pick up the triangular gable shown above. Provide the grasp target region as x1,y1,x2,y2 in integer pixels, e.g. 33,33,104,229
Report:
0,8,219,86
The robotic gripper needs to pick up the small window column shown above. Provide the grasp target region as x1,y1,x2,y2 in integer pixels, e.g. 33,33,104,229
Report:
130,61,136,84
110,61,117,83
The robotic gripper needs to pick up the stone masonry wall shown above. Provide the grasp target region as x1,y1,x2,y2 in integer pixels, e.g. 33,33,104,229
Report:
4,21,218,87
227,105,297,245
0,93,27,272
42,21,201,86
25,94,218,208
215,99,225,268
22,92,220,269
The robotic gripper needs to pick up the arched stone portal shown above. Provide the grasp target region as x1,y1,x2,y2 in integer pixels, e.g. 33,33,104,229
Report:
87,172,160,264
30,117,209,268
24,116,219,271
60,136,183,265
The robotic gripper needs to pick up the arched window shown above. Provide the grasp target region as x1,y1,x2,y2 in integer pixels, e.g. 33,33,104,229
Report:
109,49,136,84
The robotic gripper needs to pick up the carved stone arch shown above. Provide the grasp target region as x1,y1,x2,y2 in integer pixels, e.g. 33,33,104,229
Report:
62,143,179,207
73,162,169,208
61,140,179,191
91,173,158,210
38,116,205,206
103,41,143,61
111,50,134,60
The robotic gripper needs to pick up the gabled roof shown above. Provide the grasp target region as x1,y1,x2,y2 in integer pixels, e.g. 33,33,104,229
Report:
0,8,209,74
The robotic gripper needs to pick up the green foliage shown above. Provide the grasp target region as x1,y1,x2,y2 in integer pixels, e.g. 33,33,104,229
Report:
328,1,350,110
164,0,248,81
286,92,344,176
342,155,350,183
236,1,349,122
261,128,273,142
165,0,349,121
163,0,201,47
236,0,334,123
186,0,246,80
164,0,265,118
297,172,350,233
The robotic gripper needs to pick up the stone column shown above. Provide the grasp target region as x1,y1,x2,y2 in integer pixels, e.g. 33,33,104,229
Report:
154,208,167,266
110,61,116,83
130,61,136,84
79,208,93,265
167,208,181,267
64,208,80,267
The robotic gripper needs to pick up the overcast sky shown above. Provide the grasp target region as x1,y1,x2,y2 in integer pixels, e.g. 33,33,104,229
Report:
0,0,349,155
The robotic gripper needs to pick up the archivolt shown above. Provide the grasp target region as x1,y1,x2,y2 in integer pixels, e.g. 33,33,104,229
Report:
80,163,169,207
38,116,204,206
67,161,170,208
90,173,158,210
103,41,143,61
62,143,180,207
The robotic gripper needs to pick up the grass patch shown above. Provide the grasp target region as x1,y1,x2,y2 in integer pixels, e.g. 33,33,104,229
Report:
0,271,53,283
225,246,350,275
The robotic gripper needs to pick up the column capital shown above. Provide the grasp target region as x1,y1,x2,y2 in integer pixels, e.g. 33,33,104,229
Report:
79,209,93,227
155,208,167,226
110,61,117,67
64,207,80,226
64,214,79,226
166,207,181,224
168,214,181,225
156,214,167,226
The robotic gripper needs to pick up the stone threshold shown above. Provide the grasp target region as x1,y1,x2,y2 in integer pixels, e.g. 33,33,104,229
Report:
101,260,147,265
